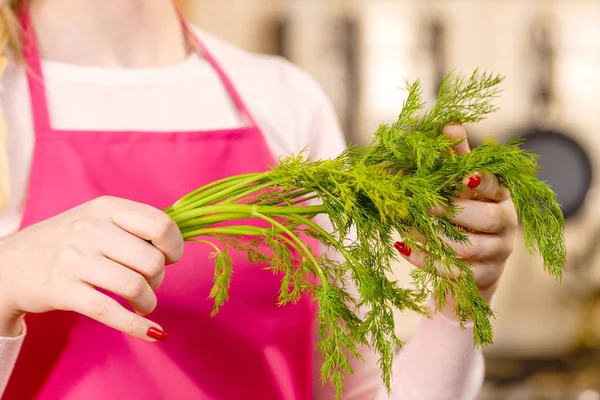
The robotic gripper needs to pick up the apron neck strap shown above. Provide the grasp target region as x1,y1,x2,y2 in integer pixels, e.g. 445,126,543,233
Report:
18,5,258,132
19,5,51,132
177,10,258,127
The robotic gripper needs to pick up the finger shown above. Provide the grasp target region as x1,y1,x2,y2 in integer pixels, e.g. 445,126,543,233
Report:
97,221,166,290
463,171,510,202
93,196,184,264
430,233,508,262
429,198,508,234
394,242,460,280
442,124,470,155
402,229,508,262
394,242,491,284
70,286,166,341
78,256,158,316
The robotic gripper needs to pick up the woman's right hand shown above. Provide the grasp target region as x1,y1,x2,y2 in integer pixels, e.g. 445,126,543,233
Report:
0,196,184,341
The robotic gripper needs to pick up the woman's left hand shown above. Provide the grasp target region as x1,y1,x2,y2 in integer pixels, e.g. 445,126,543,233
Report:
395,124,518,316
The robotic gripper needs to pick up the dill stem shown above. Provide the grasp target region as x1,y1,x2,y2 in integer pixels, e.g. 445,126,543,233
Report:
246,188,316,206
178,173,255,201
177,212,252,230
253,212,329,289
218,182,276,205
288,193,320,206
168,173,269,216
169,204,327,224
281,214,363,276
177,212,319,234
188,239,221,253
178,212,318,239
165,173,259,213
181,226,269,240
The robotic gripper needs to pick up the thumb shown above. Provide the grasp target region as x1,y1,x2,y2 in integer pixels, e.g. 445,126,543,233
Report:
442,124,470,155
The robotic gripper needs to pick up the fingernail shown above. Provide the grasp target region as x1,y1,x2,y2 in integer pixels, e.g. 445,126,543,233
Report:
467,175,481,189
147,327,168,341
394,242,411,257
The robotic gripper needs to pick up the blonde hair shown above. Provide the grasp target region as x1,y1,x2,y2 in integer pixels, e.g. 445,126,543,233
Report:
0,0,22,209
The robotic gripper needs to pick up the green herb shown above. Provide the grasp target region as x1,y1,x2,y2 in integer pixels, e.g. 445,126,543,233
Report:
164,70,565,399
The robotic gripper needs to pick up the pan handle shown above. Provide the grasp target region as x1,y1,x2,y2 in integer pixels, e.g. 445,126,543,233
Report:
530,15,557,127
426,17,447,97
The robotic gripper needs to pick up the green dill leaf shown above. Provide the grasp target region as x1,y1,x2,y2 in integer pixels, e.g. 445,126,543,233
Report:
165,70,566,399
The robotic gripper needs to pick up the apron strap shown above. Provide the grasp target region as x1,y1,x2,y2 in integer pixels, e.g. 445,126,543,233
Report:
19,5,52,133
178,12,258,128
18,5,259,133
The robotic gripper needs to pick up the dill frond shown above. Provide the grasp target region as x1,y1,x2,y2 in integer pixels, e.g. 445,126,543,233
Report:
165,71,565,398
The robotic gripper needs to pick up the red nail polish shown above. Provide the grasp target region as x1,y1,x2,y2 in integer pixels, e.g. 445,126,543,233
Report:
147,327,168,341
467,175,481,189
394,242,411,257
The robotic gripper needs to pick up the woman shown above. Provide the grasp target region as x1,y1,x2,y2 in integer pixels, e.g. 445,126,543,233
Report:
0,0,517,399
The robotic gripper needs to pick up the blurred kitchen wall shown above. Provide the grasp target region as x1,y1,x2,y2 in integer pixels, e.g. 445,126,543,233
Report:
183,0,600,397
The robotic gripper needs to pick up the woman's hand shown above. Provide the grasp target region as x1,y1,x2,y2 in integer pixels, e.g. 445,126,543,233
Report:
0,196,184,340
395,124,518,317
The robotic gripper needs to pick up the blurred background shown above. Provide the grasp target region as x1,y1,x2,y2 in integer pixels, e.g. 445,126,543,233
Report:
180,0,600,398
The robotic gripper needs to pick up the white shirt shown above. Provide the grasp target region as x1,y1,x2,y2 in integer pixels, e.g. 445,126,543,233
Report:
0,27,483,399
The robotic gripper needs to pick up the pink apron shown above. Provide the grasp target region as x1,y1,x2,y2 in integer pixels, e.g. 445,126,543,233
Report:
4,7,317,400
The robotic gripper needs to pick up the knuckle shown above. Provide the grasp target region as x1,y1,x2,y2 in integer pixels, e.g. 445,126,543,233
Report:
505,204,519,230
509,215,518,230
124,275,147,299
88,298,110,321
150,270,166,292
144,295,158,315
71,218,90,234
58,245,82,266
153,213,175,241
480,203,501,232
450,266,462,279
171,238,185,263
462,243,481,260
90,195,114,212
498,237,515,260
124,314,137,335
146,251,166,278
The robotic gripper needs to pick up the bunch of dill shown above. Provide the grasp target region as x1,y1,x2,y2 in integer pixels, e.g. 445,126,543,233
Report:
164,70,565,398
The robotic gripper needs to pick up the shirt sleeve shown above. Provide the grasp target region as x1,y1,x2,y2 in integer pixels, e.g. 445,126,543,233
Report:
0,322,26,397
296,73,485,400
